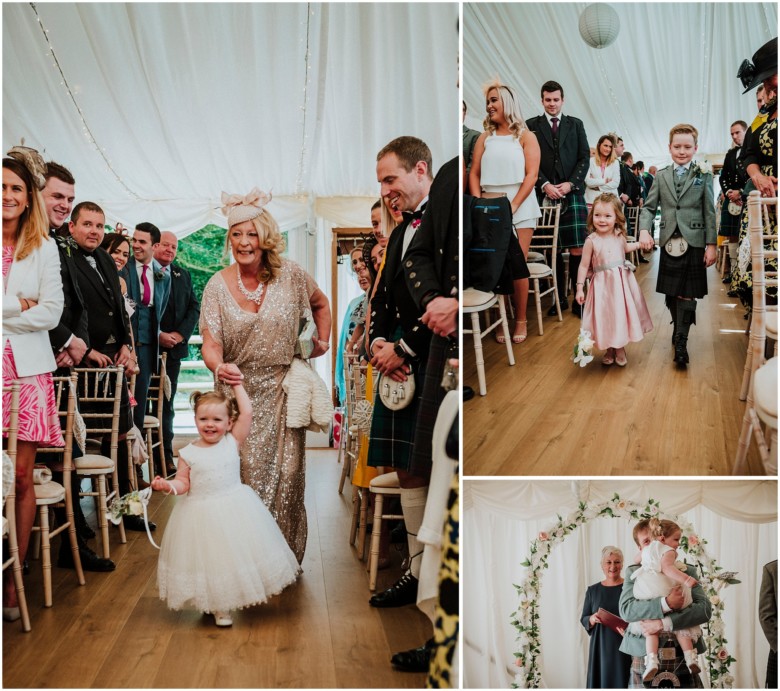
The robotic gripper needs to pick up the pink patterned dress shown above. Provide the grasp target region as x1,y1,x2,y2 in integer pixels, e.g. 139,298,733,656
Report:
582,233,654,350
2,245,64,446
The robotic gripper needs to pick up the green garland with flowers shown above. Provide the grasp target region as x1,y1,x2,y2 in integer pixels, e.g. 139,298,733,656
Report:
510,495,740,689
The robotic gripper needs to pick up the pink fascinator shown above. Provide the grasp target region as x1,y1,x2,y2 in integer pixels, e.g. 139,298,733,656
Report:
221,187,272,227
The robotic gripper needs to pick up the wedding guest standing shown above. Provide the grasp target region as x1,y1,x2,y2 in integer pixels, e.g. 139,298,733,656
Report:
584,135,621,205
154,231,200,476
469,80,538,343
2,148,64,621
580,547,631,688
526,80,590,317
759,559,778,688
200,188,331,563
718,121,748,285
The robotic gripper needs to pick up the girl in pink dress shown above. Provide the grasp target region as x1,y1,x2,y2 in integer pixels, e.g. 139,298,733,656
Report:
574,193,653,366
2,149,64,621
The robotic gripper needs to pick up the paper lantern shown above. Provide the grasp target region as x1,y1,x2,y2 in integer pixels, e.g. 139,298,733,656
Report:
578,3,620,49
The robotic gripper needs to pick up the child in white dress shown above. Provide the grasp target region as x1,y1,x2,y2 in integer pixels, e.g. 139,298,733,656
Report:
629,518,701,681
151,378,300,627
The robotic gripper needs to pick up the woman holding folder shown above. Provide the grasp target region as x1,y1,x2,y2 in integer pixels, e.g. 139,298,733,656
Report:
580,546,632,688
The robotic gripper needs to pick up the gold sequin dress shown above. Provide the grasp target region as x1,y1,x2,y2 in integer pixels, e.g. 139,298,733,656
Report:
200,260,318,563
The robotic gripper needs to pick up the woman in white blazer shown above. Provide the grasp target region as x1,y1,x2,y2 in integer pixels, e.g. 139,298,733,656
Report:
2,150,64,622
585,135,621,205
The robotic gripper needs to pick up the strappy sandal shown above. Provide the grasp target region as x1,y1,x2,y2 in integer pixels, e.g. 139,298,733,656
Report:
601,348,615,366
512,320,528,344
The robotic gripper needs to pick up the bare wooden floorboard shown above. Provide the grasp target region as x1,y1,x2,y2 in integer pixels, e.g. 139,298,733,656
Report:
3,450,431,688
463,251,766,475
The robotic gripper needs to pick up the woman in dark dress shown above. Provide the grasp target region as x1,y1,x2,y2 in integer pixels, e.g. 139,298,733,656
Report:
580,546,632,688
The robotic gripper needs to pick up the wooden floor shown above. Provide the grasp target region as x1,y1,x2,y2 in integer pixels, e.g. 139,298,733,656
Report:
463,250,768,476
3,450,431,688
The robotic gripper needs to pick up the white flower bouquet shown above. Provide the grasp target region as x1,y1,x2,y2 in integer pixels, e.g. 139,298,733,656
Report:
572,329,594,367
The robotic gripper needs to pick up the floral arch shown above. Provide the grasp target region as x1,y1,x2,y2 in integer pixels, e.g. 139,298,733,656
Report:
510,494,740,689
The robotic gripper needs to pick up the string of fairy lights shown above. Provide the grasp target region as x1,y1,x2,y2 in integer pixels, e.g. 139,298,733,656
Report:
29,2,141,200
296,3,314,200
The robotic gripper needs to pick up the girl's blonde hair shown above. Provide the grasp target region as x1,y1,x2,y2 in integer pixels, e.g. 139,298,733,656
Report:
482,80,526,140
190,390,239,423
586,193,627,237
226,211,285,283
594,134,618,166
3,158,49,261
381,197,400,239
648,517,681,540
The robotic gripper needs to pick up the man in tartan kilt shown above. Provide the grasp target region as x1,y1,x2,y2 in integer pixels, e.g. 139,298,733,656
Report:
620,519,712,689
759,560,777,688
638,124,717,367
367,136,434,612
526,80,590,317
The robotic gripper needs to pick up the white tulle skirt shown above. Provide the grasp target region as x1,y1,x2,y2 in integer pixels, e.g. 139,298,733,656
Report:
157,484,301,612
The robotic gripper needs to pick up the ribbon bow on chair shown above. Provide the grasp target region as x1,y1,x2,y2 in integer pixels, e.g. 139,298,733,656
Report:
220,187,272,216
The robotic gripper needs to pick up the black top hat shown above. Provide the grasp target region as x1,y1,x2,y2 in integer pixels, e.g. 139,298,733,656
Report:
737,37,777,94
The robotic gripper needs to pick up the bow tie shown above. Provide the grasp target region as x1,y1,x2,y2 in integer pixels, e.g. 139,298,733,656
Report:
402,206,426,223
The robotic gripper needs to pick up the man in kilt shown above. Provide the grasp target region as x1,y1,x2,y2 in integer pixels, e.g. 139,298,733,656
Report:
526,80,590,317
384,154,459,674
759,559,777,688
367,136,434,611
638,123,717,367
719,121,748,287
620,519,712,689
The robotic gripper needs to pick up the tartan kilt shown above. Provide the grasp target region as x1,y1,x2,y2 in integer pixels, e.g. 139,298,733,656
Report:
629,650,704,689
718,203,742,236
367,357,427,472
556,192,588,249
768,648,777,689
656,245,708,298
408,334,453,477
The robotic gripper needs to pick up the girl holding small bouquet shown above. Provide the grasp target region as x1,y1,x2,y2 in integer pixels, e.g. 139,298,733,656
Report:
151,377,300,627
574,193,653,366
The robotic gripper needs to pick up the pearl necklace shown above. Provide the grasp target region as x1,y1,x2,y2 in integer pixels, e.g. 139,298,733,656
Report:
237,270,264,305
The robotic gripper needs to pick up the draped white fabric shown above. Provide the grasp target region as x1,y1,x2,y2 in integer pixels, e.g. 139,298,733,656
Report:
2,2,458,236
463,480,778,689
463,3,778,169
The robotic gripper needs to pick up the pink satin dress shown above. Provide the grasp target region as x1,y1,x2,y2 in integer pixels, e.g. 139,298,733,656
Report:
582,233,653,350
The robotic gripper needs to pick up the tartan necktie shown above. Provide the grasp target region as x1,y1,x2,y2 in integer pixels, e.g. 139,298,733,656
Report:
141,263,151,306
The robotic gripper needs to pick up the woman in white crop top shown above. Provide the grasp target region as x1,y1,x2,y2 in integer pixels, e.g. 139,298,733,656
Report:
469,80,541,344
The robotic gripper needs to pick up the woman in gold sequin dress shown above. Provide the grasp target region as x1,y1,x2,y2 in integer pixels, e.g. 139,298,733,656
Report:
200,189,331,563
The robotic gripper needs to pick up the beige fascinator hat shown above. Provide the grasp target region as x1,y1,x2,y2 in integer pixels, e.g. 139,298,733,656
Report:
221,187,272,227
6,145,47,190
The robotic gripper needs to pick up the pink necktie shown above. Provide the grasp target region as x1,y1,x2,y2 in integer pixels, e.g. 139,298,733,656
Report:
141,264,151,306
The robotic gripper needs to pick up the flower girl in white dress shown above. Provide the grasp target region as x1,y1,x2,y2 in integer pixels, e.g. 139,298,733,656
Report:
151,377,300,626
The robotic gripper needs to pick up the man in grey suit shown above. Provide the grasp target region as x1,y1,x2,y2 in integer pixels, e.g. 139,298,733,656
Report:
759,559,777,688
619,519,712,688
638,123,716,367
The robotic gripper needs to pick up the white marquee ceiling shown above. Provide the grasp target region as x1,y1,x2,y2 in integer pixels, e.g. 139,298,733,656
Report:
464,2,778,169
3,2,459,235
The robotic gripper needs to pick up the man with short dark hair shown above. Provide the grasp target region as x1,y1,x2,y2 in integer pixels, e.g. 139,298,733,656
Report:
154,231,199,475
68,202,151,532
617,144,642,207
526,80,590,316
122,222,171,464
43,165,115,571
